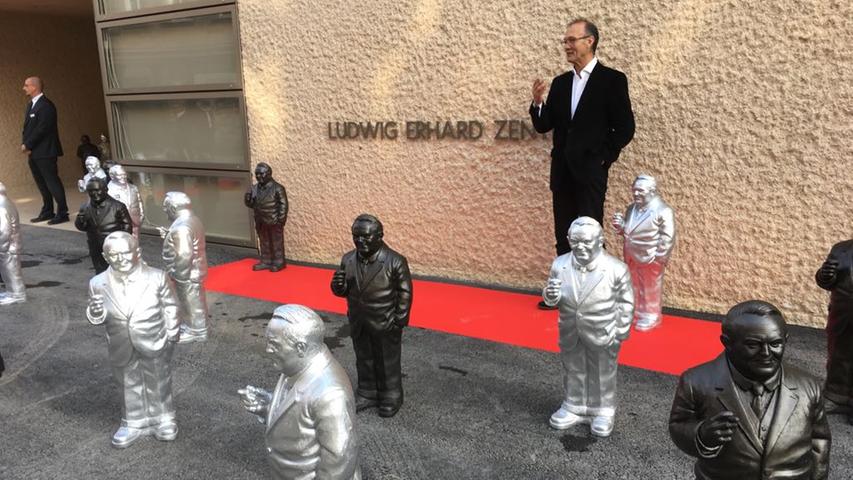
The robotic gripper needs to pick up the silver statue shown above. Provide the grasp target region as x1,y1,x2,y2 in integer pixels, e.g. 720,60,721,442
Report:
160,192,208,343
0,182,26,305
77,156,107,193
86,231,180,448
612,174,675,331
107,165,145,238
543,217,634,437
239,304,361,480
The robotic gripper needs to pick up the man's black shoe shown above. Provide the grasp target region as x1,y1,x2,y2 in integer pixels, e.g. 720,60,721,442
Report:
30,214,53,223
378,402,401,418
355,396,378,412
537,300,558,310
47,215,69,225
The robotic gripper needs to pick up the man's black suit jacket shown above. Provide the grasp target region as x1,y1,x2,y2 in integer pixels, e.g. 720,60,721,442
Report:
74,197,133,248
22,96,63,159
669,354,831,480
529,62,634,191
332,244,413,339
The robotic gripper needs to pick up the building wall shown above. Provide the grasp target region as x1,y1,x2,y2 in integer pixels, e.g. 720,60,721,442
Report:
0,11,107,192
236,0,852,326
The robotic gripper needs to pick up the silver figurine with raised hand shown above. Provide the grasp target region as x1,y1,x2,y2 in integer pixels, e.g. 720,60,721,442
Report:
543,217,634,437
161,192,208,344
86,231,180,448
612,174,675,332
239,304,361,480
0,182,26,305
77,156,107,192
107,164,144,238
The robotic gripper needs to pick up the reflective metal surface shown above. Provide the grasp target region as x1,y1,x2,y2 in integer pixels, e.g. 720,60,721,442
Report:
612,175,675,331
161,192,208,343
78,156,108,192
0,183,25,305
107,165,145,238
542,217,634,437
85,232,179,448
239,305,361,480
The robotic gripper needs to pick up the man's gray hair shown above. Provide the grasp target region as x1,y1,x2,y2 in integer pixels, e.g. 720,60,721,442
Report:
568,216,603,239
633,174,657,191
103,231,137,254
164,191,192,210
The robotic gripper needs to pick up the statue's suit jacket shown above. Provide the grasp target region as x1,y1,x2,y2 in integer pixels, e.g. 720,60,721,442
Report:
86,264,179,367
264,349,361,480
669,354,831,480
75,196,133,248
163,213,207,283
817,239,853,317
107,182,144,227
620,196,675,264
546,252,634,348
0,196,21,255
335,245,413,337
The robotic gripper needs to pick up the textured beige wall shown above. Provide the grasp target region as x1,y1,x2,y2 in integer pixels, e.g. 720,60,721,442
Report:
0,11,107,192
237,0,852,326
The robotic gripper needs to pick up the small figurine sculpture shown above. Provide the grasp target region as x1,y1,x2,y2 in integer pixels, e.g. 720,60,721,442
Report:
244,162,288,272
669,300,831,479
331,214,413,418
611,174,675,331
86,231,180,448
160,192,208,344
107,165,144,238
542,217,633,437
76,134,100,174
77,156,107,193
102,160,118,183
239,304,361,480
816,237,853,423
98,133,112,163
74,177,133,273
0,182,26,305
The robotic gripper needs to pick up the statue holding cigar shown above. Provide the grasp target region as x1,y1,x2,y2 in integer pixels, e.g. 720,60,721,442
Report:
244,162,288,272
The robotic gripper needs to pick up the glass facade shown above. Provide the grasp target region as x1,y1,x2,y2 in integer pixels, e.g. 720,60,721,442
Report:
128,168,251,244
111,95,247,168
96,1,252,245
102,12,239,91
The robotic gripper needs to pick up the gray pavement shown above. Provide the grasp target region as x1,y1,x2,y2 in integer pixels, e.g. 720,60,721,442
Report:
1,225,851,479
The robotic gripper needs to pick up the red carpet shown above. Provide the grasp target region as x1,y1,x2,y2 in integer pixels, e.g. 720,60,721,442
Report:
206,259,722,376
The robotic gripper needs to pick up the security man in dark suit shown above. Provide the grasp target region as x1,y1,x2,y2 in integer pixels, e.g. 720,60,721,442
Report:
21,76,69,225
331,214,413,418
669,300,831,480
530,19,635,308
74,178,133,274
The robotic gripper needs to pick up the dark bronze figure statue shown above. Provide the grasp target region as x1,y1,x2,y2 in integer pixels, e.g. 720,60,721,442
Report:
244,163,288,272
816,238,853,424
669,300,831,480
74,177,133,273
330,214,413,418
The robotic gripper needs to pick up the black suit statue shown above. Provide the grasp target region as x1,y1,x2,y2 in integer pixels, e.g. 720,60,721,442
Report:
669,300,830,480
816,239,853,421
21,78,68,223
530,20,635,256
331,214,413,418
74,178,133,273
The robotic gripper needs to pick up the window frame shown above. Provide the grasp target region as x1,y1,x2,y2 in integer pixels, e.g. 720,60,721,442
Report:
93,0,234,23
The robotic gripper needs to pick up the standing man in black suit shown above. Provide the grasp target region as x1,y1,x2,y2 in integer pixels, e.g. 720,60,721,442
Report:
21,76,68,225
330,214,413,418
530,19,635,309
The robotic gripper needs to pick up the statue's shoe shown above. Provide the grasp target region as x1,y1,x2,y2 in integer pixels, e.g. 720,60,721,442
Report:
111,426,145,448
634,315,661,332
177,326,207,344
590,416,614,437
251,262,271,271
0,293,26,306
154,421,178,442
549,407,585,430
825,398,851,415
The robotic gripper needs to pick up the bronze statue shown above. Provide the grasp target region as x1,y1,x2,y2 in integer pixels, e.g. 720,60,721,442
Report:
816,238,853,424
669,300,831,479
74,177,133,273
331,214,413,417
244,163,288,272
239,305,361,479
